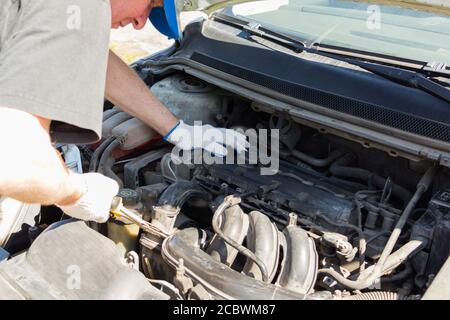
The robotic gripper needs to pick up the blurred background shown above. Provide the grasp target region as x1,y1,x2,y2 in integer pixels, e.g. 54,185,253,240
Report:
110,12,205,64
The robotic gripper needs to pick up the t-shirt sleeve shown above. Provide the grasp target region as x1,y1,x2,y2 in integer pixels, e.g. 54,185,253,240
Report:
0,0,111,144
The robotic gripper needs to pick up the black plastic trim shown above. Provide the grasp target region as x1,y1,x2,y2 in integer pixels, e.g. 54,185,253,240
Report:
191,52,450,143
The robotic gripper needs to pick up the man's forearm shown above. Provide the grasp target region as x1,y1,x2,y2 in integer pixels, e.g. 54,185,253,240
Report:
0,108,83,205
105,50,179,136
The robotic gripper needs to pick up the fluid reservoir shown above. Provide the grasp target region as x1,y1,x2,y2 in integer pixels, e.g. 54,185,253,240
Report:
102,112,133,138
112,118,158,151
102,74,223,152
107,221,140,256
107,189,142,255
150,74,223,125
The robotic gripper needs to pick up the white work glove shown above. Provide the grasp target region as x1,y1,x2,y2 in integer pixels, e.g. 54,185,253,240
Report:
163,121,249,157
57,173,119,223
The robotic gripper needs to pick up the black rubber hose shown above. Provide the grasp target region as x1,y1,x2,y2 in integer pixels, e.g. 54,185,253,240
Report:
97,138,124,187
381,265,413,283
366,231,390,244
318,166,437,290
291,149,345,167
89,136,116,172
157,181,211,208
330,154,412,206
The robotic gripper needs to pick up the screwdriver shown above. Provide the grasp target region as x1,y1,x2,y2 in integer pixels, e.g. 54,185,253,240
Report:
110,196,169,237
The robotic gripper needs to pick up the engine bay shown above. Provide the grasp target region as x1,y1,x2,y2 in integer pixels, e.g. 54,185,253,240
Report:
2,71,449,300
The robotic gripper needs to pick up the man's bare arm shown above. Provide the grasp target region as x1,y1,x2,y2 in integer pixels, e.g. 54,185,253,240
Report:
0,107,83,205
105,50,179,136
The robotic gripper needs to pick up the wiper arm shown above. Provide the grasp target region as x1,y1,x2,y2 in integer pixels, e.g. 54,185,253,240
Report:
314,48,450,102
241,22,306,52
345,60,450,104
212,13,306,52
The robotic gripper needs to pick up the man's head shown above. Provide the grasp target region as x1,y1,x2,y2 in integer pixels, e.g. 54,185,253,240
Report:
110,0,164,30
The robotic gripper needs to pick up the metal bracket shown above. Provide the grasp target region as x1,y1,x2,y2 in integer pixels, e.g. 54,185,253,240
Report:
243,22,264,36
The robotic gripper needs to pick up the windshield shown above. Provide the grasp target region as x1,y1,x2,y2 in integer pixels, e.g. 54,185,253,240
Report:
221,0,450,64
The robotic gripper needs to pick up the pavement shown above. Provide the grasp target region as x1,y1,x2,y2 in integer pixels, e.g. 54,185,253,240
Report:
109,12,205,64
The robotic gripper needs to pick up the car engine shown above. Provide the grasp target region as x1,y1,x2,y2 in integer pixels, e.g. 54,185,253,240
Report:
2,72,449,300
83,72,449,300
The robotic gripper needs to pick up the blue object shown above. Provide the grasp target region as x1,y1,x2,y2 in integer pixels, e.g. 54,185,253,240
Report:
163,121,181,140
0,247,9,263
149,1,182,40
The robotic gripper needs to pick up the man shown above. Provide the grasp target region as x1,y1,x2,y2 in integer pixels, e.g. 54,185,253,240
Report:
0,0,247,225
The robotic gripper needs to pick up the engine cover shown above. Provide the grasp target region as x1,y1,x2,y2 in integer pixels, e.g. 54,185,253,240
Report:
0,220,168,300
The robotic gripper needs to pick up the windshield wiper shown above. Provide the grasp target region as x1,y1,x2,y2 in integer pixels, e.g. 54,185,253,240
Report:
311,47,450,103
341,60,450,103
310,43,450,77
212,13,306,52
214,13,449,75
212,13,450,103
311,46,450,102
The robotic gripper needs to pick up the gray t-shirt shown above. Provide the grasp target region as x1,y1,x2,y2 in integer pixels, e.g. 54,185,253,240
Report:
0,0,111,144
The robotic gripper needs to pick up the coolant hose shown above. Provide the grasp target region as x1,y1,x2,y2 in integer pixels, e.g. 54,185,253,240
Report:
89,136,116,172
330,154,412,205
291,149,345,167
157,180,211,208
380,265,412,283
97,137,124,187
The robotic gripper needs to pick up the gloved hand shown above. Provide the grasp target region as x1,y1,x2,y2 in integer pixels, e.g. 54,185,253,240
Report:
57,173,119,223
163,121,249,156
